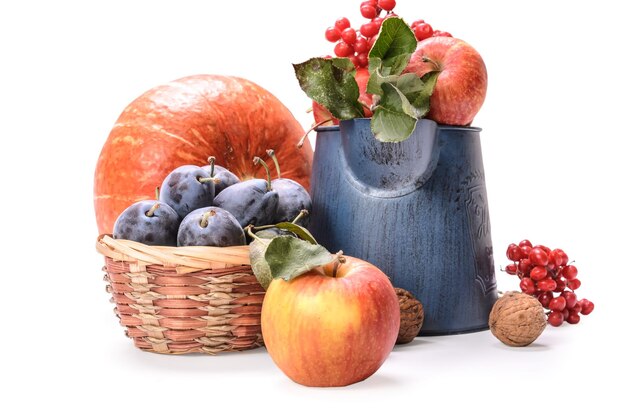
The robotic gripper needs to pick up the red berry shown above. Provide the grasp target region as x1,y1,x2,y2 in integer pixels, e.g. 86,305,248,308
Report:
378,0,396,11
360,3,378,19
562,308,570,320
566,312,581,324
372,17,384,30
567,278,581,290
562,291,577,309
356,52,369,68
536,245,551,254
518,259,532,275
529,247,549,266
519,239,533,248
537,291,554,308
571,301,582,314
505,263,518,275
537,278,557,292
549,296,567,312
341,28,357,44
554,277,567,293
334,41,354,57
579,299,594,315
349,55,360,68
433,31,453,37
550,249,568,267
548,310,564,327
335,17,351,31
520,277,536,295
360,22,379,38
530,266,548,281
520,245,532,258
411,19,425,28
414,23,433,40
325,27,341,42
354,37,369,53
506,244,522,261
561,265,578,281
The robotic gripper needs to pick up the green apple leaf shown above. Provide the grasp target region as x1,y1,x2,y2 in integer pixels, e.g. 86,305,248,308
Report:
368,17,417,74
293,58,364,120
371,82,418,142
273,222,317,245
264,236,334,282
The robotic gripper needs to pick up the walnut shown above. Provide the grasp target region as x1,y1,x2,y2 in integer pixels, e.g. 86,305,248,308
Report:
489,291,547,347
395,287,424,344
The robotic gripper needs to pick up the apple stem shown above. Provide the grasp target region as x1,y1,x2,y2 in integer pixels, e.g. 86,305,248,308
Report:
291,209,309,225
207,156,216,177
332,251,346,278
253,156,273,191
200,210,216,228
198,176,221,185
421,56,442,71
246,225,269,246
146,202,160,217
266,149,281,179
297,118,334,149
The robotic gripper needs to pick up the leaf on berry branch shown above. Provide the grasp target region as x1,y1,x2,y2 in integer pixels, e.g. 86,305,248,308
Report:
293,57,364,120
371,83,418,142
368,17,417,72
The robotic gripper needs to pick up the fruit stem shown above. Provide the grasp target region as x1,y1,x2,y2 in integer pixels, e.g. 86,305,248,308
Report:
421,56,442,71
332,251,346,278
246,225,269,246
207,156,216,177
297,118,334,149
266,149,281,179
291,209,309,225
253,156,273,191
146,202,160,217
200,210,216,228
198,176,221,184
155,186,160,200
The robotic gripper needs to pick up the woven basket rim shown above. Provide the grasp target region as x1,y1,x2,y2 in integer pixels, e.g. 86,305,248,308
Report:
96,234,251,273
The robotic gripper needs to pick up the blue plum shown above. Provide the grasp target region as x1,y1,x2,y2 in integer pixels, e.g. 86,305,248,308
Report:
272,178,312,226
159,165,216,219
201,157,241,195
113,200,180,246
177,207,246,247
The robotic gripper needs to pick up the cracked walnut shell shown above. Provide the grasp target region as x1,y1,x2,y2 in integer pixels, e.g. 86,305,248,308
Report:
489,291,547,347
395,288,424,344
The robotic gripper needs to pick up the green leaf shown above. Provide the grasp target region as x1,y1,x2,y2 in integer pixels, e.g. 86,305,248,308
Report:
366,67,399,96
273,222,317,245
331,57,355,73
371,83,418,142
410,71,440,118
368,17,417,74
293,58,364,120
264,236,334,282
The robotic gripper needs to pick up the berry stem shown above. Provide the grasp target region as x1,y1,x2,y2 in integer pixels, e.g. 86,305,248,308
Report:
298,118,334,149
332,251,346,278
207,156,216,177
291,209,309,224
200,210,216,228
146,202,160,217
253,156,273,191
266,149,281,179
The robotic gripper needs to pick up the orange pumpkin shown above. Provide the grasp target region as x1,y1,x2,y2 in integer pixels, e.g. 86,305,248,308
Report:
94,75,313,234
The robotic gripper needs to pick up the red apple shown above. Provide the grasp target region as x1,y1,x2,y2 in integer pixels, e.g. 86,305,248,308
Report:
261,256,400,387
404,36,487,126
313,67,373,125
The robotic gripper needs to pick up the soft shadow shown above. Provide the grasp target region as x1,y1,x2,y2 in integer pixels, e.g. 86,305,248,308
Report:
392,338,434,351
491,341,550,351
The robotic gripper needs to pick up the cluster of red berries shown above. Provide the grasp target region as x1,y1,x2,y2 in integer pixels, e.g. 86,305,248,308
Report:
324,0,452,68
504,240,594,327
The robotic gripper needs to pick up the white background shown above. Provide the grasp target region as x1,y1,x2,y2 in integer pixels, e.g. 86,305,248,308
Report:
1,0,624,413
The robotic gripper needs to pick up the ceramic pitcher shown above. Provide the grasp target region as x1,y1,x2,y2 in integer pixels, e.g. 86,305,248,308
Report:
308,118,498,335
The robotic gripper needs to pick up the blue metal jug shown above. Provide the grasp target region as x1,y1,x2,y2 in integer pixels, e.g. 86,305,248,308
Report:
309,118,498,335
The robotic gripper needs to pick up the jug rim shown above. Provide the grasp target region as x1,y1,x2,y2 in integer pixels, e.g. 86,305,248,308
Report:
314,120,482,133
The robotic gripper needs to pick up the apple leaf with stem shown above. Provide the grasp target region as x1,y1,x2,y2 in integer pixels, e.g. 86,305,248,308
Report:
367,17,439,142
264,236,334,282
293,58,364,120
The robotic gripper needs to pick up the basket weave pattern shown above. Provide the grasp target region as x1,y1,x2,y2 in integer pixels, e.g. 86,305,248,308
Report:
97,235,265,354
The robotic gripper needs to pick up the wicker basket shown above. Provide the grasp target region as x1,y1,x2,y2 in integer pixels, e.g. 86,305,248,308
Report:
96,234,265,354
